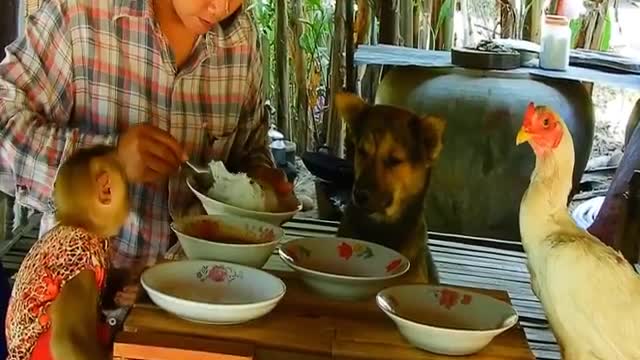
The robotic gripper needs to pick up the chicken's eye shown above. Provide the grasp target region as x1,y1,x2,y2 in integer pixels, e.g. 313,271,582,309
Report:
542,118,550,127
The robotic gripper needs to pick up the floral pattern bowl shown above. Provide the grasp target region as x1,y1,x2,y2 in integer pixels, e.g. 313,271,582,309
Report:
187,178,301,226
171,214,284,268
376,284,519,355
278,237,410,301
140,260,286,324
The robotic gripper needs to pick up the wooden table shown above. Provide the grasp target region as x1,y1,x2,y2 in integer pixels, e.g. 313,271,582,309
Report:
113,257,535,360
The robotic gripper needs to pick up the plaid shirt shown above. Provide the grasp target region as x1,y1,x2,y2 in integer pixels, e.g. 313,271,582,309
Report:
0,0,273,268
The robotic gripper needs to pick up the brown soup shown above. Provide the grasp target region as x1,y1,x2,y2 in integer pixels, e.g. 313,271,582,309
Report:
184,219,262,245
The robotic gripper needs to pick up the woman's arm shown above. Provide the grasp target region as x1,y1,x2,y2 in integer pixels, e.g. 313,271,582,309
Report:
0,0,117,212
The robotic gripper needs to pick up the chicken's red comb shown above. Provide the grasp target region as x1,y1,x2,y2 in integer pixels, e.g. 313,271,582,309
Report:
522,102,536,128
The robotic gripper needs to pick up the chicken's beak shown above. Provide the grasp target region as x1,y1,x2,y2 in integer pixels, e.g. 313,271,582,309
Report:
516,128,531,146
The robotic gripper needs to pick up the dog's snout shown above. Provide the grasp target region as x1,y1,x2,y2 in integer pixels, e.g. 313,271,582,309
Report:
353,189,370,207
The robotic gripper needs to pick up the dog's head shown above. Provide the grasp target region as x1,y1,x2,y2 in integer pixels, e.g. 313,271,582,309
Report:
335,92,446,223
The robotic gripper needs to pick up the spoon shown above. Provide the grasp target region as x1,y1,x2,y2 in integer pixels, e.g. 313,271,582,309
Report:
184,160,213,188
185,160,209,175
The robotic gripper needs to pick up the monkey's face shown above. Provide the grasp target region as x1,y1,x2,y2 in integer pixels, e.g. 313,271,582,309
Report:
91,157,130,237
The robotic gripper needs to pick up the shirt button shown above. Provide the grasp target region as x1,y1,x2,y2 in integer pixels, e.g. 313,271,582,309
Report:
16,184,27,194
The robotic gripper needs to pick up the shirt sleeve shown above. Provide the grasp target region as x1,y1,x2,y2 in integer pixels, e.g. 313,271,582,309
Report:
227,21,275,174
0,0,118,212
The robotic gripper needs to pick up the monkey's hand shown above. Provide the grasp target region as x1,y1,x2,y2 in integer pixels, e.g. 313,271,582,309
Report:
50,270,109,360
114,284,141,307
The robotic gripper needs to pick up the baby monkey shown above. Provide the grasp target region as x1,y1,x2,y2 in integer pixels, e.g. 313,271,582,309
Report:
6,145,129,360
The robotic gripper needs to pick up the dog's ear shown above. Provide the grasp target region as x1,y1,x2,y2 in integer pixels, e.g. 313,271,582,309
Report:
417,115,446,161
335,92,369,136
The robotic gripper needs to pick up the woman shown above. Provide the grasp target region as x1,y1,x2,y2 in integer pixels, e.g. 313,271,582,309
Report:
0,0,294,284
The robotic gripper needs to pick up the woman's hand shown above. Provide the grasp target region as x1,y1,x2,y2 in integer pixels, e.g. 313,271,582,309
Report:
116,123,188,184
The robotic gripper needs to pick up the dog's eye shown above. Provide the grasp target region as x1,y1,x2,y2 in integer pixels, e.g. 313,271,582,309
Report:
385,156,402,167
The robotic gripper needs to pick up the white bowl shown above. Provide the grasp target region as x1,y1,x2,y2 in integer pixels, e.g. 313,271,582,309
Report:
171,214,284,268
278,237,410,301
376,284,519,356
140,260,286,324
187,178,301,226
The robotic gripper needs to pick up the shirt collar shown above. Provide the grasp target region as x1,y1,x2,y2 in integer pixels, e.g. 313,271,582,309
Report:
112,0,153,21
112,0,248,51
205,9,250,50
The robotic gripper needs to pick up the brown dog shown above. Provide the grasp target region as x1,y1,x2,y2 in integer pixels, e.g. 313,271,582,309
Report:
335,92,445,285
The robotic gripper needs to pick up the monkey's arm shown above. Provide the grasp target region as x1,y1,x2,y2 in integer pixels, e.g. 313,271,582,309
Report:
225,28,275,175
50,270,108,360
0,0,117,212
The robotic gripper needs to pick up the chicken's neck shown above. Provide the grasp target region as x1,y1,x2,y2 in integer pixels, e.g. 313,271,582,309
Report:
520,123,576,248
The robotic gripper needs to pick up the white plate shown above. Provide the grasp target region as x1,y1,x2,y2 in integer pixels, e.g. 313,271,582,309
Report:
141,260,286,324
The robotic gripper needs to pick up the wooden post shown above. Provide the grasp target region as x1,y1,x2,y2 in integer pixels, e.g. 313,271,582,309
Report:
498,0,514,39
275,0,290,138
379,0,399,45
326,0,347,157
400,0,414,47
0,0,18,51
290,0,309,153
345,0,355,93
528,0,542,42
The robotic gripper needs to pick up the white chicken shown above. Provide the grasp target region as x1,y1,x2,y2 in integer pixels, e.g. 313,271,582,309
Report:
516,102,640,360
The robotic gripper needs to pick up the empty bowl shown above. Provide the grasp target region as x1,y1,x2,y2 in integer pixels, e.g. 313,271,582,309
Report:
171,214,284,268
187,178,301,226
376,284,519,355
278,237,410,301
140,260,286,324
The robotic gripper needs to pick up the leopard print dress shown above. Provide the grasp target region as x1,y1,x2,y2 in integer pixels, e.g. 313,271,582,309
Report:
5,225,110,360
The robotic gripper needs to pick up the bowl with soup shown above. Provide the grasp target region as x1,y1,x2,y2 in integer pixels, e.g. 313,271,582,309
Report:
171,214,284,268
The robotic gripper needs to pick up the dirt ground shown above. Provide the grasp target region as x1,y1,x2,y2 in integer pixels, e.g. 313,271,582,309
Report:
293,84,640,221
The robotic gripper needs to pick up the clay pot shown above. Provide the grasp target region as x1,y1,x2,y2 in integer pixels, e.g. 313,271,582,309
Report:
375,66,594,241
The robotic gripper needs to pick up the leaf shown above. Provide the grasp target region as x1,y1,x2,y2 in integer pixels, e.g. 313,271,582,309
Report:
599,6,612,51
569,18,583,48
434,0,454,44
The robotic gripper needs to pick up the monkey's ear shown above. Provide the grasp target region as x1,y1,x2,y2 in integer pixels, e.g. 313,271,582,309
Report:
96,171,112,206
335,92,369,136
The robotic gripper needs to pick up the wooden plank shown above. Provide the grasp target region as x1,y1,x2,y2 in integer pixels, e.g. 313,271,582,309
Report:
431,245,529,265
433,253,529,274
523,328,557,344
428,237,527,258
433,262,532,284
124,272,533,360
113,331,255,360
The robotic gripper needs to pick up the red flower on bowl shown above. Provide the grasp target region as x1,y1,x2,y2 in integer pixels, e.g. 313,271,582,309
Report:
208,265,228,282
338,242,353,260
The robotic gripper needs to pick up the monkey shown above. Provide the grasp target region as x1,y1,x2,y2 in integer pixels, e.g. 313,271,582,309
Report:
5,145,130,360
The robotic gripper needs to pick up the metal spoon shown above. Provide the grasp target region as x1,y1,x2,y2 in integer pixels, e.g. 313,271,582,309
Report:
184,160,213,188
185,160,209,175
